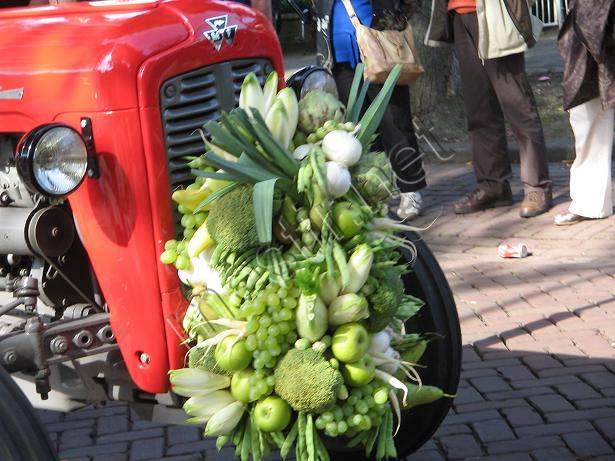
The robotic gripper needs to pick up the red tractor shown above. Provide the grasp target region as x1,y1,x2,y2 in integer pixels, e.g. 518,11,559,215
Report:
0,1,461,459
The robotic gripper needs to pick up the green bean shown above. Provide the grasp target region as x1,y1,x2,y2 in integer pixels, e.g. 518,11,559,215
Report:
281,420,298,459
347,431,368,448
401,340,427,365
404,384,452,409
306,414,315,461
250,415,261,461
210,244,226,267
231,265,252,288
365,426,379,456
385,410,397,459
215,435,229,451
314,430,330,461
297,413,307,461
309,147,326,191
254,270,270,291
332,243,350,288
241,421,251,461
246,266,263,289
376,411,387,461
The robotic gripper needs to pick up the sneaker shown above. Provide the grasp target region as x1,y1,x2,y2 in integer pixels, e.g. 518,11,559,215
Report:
554,212,588,226
397,191,423,220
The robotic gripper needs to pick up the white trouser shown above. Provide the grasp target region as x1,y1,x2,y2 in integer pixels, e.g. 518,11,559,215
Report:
568,98,615,218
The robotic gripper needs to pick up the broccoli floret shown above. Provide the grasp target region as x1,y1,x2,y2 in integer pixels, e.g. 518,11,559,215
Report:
206,184,259,252
274,348,343,413
352,152,397,205
367,270,404,332
188,347,233,378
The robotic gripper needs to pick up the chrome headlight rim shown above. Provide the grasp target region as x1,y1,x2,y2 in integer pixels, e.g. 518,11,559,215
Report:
286,66,339,100
16,123,88,198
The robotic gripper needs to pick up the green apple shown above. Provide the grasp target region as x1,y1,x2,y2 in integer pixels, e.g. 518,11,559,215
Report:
231,368,256,403
332,202,365,238
331,323,370,363
342,354,375,386
215,335,251,372
253,395,292,432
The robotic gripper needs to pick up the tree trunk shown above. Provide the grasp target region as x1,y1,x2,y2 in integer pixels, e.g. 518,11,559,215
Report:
409,3,458,116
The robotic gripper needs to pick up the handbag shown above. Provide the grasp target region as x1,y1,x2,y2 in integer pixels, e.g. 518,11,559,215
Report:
340,0,424,85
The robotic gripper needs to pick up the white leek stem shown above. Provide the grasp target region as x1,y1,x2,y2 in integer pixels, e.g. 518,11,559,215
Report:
389,390,402,436
374,369,408,406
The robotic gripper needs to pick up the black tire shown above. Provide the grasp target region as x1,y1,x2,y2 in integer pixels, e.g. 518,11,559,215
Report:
327,232,462,459
0,366,58,461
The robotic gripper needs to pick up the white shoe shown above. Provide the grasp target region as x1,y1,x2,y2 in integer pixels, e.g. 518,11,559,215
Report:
397,192,423,220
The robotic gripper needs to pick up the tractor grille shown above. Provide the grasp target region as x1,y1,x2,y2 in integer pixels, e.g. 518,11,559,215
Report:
160,59,274,188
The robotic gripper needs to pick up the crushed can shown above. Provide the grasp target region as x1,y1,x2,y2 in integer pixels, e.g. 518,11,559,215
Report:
498,242,529,258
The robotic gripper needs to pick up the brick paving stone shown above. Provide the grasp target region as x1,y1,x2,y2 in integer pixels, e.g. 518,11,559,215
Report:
484,386,555,401
150,456,203,461
434,424,472,437
546,407,615,423
93,454,127,461
454,398,527,414
97,415,130,436
581,371,615,390
522,355,563,371
97,428,164,444
501,406,543,427
60,428,94,449
528,394,575,414
562,431,614,457
484,435,565,455
451,386,484,405
470,376,512,393
444,409,501,425
511,375,580,389
167,425,202,445
496,365,535,381
406,451,446,461
595,417,615,440
129,437,165,460
59,443,128,459
515,420,593,437
530,447,580,461
472,419,515,443
166,440,215,456
439,434,483,460
556,382,603,400
48,419,97,433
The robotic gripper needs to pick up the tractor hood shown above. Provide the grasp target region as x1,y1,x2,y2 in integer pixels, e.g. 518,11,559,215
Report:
0,0,268,128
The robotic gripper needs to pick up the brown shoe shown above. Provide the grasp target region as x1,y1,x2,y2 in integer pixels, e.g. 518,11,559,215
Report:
453,186,513,214
520,189,553,218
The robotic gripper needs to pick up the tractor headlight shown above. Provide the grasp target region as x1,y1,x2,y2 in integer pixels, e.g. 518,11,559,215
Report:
286,66,339,100
17,124,88,198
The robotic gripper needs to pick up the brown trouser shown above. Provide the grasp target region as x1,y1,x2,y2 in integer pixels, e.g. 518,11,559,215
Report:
454,12,551,194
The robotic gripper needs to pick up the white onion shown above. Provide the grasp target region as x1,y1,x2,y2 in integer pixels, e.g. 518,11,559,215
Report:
325,161,351,198
369,331,392,354
322,130,362,167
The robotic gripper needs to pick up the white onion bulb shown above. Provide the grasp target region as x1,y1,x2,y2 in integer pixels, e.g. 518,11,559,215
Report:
325,161,351,198
322,130,362,167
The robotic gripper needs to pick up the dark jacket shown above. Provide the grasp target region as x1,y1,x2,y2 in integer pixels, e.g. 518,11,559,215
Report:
312,0,418,69
425,0,537,59
558,0,615,110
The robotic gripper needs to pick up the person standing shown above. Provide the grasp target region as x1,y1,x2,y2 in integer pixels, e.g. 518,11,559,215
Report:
425,0,552,218
553,0,615,225
312,0,427,220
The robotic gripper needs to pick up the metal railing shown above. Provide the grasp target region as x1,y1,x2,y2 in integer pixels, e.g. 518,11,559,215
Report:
532,0,569,27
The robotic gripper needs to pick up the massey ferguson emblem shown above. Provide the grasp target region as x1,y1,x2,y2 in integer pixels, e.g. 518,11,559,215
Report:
203,15,237,51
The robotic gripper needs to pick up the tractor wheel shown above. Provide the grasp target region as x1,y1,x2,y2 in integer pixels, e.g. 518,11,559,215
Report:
0,366,58,461
326,233,461,459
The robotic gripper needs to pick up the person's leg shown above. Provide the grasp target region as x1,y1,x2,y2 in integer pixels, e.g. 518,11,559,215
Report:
483,52,552,203
366,83,426,193
454,12,512,196
332,63,356,106
567,98,614,219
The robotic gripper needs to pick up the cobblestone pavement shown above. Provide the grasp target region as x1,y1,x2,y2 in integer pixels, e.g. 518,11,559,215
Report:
40,162,615,461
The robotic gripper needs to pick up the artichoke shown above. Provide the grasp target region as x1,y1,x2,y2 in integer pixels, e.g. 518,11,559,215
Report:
298,90,344,134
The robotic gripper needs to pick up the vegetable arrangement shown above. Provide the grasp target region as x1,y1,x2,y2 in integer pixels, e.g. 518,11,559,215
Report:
162,64,452,461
